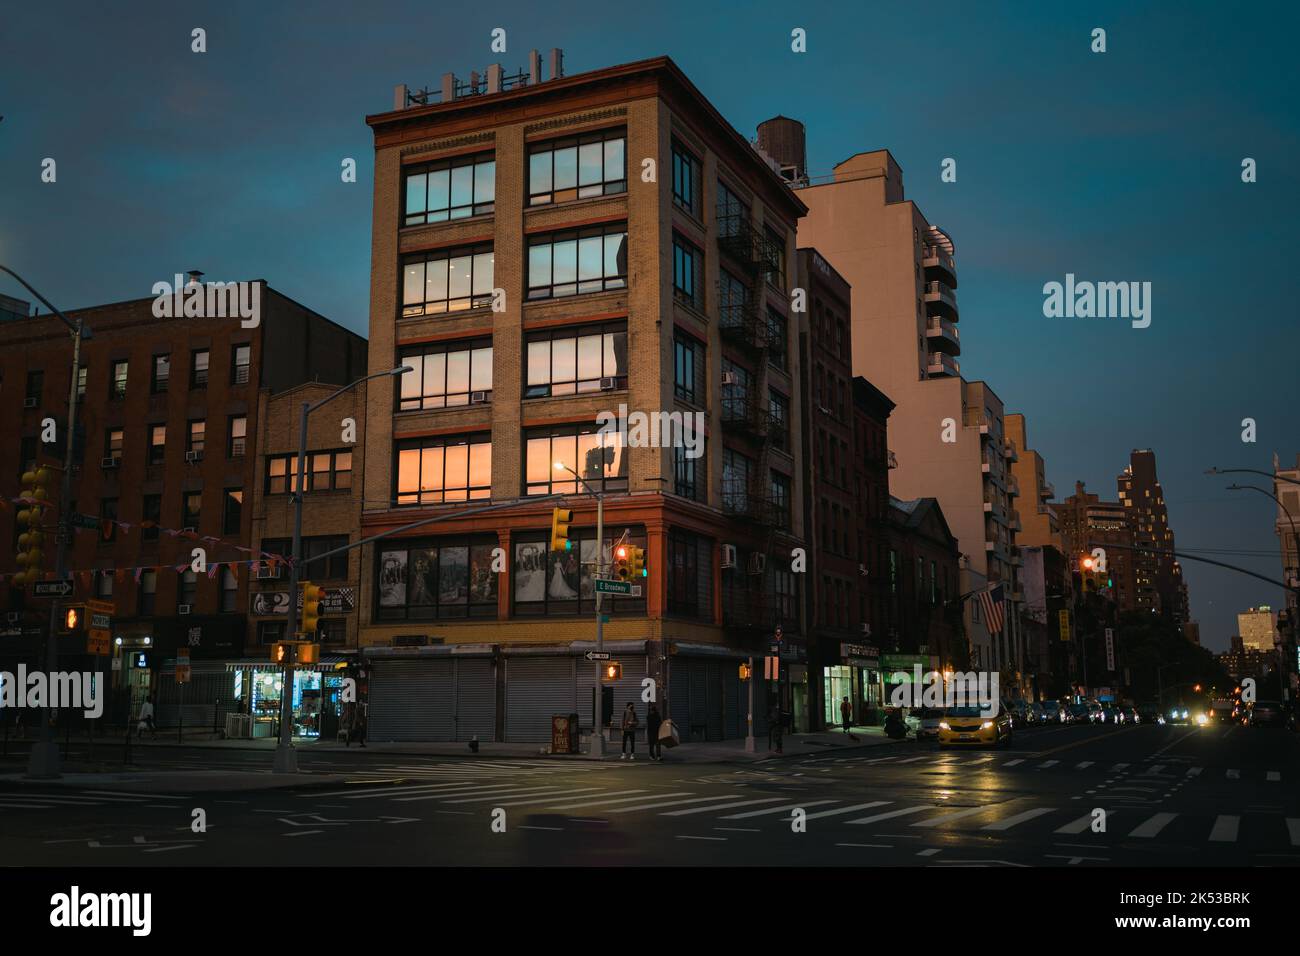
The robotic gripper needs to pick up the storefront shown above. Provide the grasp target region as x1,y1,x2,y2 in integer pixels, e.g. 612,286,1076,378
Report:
823,642,882,727
224,661,350,740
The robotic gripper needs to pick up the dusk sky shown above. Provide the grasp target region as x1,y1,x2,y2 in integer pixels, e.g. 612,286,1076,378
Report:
3,0,1297,650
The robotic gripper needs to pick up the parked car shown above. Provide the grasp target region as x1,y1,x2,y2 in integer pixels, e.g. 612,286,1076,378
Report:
1099,704,1122,724
915,707,945,740
1123,706,1141,724
1248,700,1286,727
1137,702,1163,725
1068,703,1091,724
1166,703,1193,725
1006,699,1030,728
1207,699,1235,723
938,703,1014,748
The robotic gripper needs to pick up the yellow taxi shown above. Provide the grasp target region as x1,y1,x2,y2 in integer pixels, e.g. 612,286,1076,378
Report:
938,703,1013,748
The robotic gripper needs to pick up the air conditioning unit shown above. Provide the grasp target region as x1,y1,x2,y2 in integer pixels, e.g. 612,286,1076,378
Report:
256,565,282,580
860,623,871,636
859,563,869,576
470,390,489,404
22,397,38,409
101,457,120,469
181,526,196,534
721,370,737,386
721,543,738,569
178,604,193,615
748,552,767,575
185,450,204,463
599,377,619,391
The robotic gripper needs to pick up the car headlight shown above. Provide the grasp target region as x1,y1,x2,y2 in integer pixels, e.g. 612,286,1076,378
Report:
1182,710,1189,719
981,720,994,729
1195,713,1208,725
1170,710,1178,718
938,721,950,730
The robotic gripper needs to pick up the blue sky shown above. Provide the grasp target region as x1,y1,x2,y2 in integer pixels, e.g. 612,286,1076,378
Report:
3,1,1297,650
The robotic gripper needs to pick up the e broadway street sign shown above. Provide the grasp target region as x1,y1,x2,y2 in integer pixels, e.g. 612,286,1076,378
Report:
594,579,641,596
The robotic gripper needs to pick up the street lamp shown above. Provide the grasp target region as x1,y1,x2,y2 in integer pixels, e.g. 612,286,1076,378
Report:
555,460,608,757
1207,466,1300,488
1,265,91,779
272,364,411,773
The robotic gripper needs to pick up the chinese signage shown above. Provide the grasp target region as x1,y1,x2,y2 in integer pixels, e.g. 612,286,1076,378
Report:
251,587,356,616
1058,609,1071,642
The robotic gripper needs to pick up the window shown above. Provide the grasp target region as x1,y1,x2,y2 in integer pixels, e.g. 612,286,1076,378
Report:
76,366,87,401
228,416,247,458
401,244,495,316
376,536,499,620
105,428,124,462
718,269,749,329
223,489,242,535
96,570,113,600
525,323,627,398
672,234,701,307
110,361,128,399
20,437,37,477
721,358,752,419
188,420,206,455
319,619,346,644
191,350,209,389
527,224,627,300
717,179,746,237
770,471,791,529
766,307,788,369
667,529,712,618
403,152,496,225
142,495,161,541
100,498,118,542
267,450,353,495
183,492,202,530
399,339,493,410
263,535,350,581
527,129,625,206
25,370,43,403
258,621,287,645
231,345,250,385
179,569,197,607
671,141,699,214
151,354,170,393
394,434,491,506
763,226,786,289
138,570,157,616
673,443,706,502
769,390,789,451
220,567,238,613
770,563,798,625
148,425,166,465
524,424,625,495
722,448,753,510
674,333,704,404
512,529,646,617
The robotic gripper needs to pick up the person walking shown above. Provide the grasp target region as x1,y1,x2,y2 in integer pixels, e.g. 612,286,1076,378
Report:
353,701,368,748
840,696,853,734
646,703,663,761
620,702,639,760
136,697,156,739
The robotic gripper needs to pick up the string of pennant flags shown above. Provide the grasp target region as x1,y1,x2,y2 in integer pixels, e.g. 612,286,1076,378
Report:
1,493,293,587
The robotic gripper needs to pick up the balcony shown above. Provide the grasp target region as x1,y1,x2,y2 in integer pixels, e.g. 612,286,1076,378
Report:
963,408,990,436
924,316,961,354
721,485,780,526
721,396,774,439
923,280,959,321
926,350,960,377
1002,439,1019,462
717,214,781,276
1041,480,1055,500
1007,475,1020,497
887,450,898,469
1009,508,1022,532
718,297,769,352
922,245,957,289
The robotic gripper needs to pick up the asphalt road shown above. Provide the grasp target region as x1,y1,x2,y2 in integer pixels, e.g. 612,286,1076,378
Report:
1,722,1296,866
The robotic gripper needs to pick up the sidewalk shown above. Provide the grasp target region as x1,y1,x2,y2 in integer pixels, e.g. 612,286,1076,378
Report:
0,769,351,793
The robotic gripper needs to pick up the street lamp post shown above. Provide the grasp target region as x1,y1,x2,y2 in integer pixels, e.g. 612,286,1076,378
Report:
555,462,607,758
272,365,410,774
1,266,91,779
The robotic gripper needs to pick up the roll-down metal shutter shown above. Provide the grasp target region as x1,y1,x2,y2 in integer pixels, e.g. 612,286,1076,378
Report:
688,659,708,741
368,659,454,741
724,664,742,739
454,658,496,741
705,660,724,740
577,656,647,741
505,657,575,742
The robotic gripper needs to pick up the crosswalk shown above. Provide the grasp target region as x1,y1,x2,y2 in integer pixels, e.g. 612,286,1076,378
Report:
793,753,1286,783
0,789,191,812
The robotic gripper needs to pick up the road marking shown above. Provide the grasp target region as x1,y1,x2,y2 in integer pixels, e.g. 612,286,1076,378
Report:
1226,769,1240,780
603,795,738,814
836,842,892,848
537,791,666,810
82,790,187,800
895,757,929,764
396,785,570,804
783,801,890,821
1056,812,1110,834
518,825,563,831
1129,812,1178,838
567,818,608,824
0,802,51,809
847,805,935,825
713,827,760,832
983,807,1056,831
1186,767,1202,777
1075,761,1094,769
912,805,998,828
283,830,323,837
1110,763,1129,771
1208,815,1240,842
916,848,940,857
675,835,726,841
1037,760,1059,769
325,782,488,798
1267,771,1281,782
1147,764,1165,774
1004,759,1025,767
663,798,786,817
457,788,611,807
1286,819,1300,846
719,800,837,820
1045,853,1109,864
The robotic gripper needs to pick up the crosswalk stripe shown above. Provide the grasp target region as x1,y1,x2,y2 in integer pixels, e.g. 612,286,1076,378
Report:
983,807,1056,831
440,786,576,804
1129,812,1178,838
1267,771,1281,782
603,796,739,814
394,785,568,804
1004,759,1025,767
345,783,506,800
501,790,655,811
895,757,929,764
461,788,613,808
1110,763,1129,771
0,795,103,805
82,790,186,800
1038,760,1059,769
1056,811,1110,834
784,801,890,821
719,800,838,820
1148,765,1164,774
1287,819,1300,846
1076,762,1094,769
912,804,997,828
1208,815,1239,842
1186,767,1202,777
0,802,54,809
662,798,786,817
1226,769,1240,780
847,805,934,825
444,787,607,805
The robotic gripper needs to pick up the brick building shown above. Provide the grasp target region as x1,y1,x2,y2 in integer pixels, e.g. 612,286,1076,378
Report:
357,53,808,743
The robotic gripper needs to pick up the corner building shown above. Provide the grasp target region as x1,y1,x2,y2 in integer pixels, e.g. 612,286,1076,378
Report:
359,55,808,743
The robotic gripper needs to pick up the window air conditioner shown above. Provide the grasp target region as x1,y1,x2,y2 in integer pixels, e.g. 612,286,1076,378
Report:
101,457,120,469
599,377,619,391
185,450,204,463
721,543,737,569
748,552,767,575
721,371,737,386
178,604,193,615
470,390,489,404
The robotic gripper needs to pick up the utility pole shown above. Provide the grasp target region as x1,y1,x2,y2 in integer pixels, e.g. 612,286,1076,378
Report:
557,462,607,757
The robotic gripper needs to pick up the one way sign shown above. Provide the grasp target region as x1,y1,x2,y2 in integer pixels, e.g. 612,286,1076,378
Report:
33,581,73,597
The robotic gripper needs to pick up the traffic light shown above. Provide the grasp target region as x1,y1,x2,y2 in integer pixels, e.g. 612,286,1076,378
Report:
12,467,50,587
549,507,573,552
270,642,292,665
602,661,623,681
739,662,752,681
629,546,646,579
60,604,85,635
614,544,631,581
297,643,320,665
300,582,323,636
1079,554,1099,593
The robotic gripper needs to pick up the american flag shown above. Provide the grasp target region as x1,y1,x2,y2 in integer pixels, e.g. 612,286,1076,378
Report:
975,583,1006,636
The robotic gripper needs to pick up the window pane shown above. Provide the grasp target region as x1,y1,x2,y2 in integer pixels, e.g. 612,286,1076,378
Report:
449,164,473,211
446,350,470,396
427,167,450,212
400,364,421,403
468,442,491,490
475,160,495,204
577,235,603,282
424,353,446,398
444,444,469,498
526,341,550,386
379,551,407,606
447,254,472,301
604,232,626,277
409,549,437,606
470,543,497,603
397,449,420,496
608,330,627,375
405,173,427,218
553,145,577,189
528,244,551,290
515,541,546,601
552,336,576,384
472,251,494,296
424,257,448,304
576,334,602,384
552,239,577,285
578,141,602,186
470,347,492,391
526,436,551,486
607,430,627,478
553,434,577,478
421,446,444,494
529,150,551,195
577,431,600,478
440,546,468,603
604,138,624,181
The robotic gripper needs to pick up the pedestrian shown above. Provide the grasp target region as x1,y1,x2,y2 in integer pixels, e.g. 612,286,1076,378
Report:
646,703,663,761
137,698,156,739
620,702,639,760
353,701,368,748
840,696,852,734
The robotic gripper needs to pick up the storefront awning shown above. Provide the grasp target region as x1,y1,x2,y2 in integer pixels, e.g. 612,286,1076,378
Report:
223,656,351,673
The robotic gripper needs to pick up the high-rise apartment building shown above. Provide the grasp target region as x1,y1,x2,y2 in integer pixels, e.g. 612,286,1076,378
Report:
358,54,808,743
793,147,1023,687
1056,480,1137,612
1005,413,1060,551
1238,606,1278,653
1117,449,1189,626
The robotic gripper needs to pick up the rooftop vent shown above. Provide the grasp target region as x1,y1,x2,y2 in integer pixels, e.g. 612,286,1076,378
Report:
395,48,565,110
